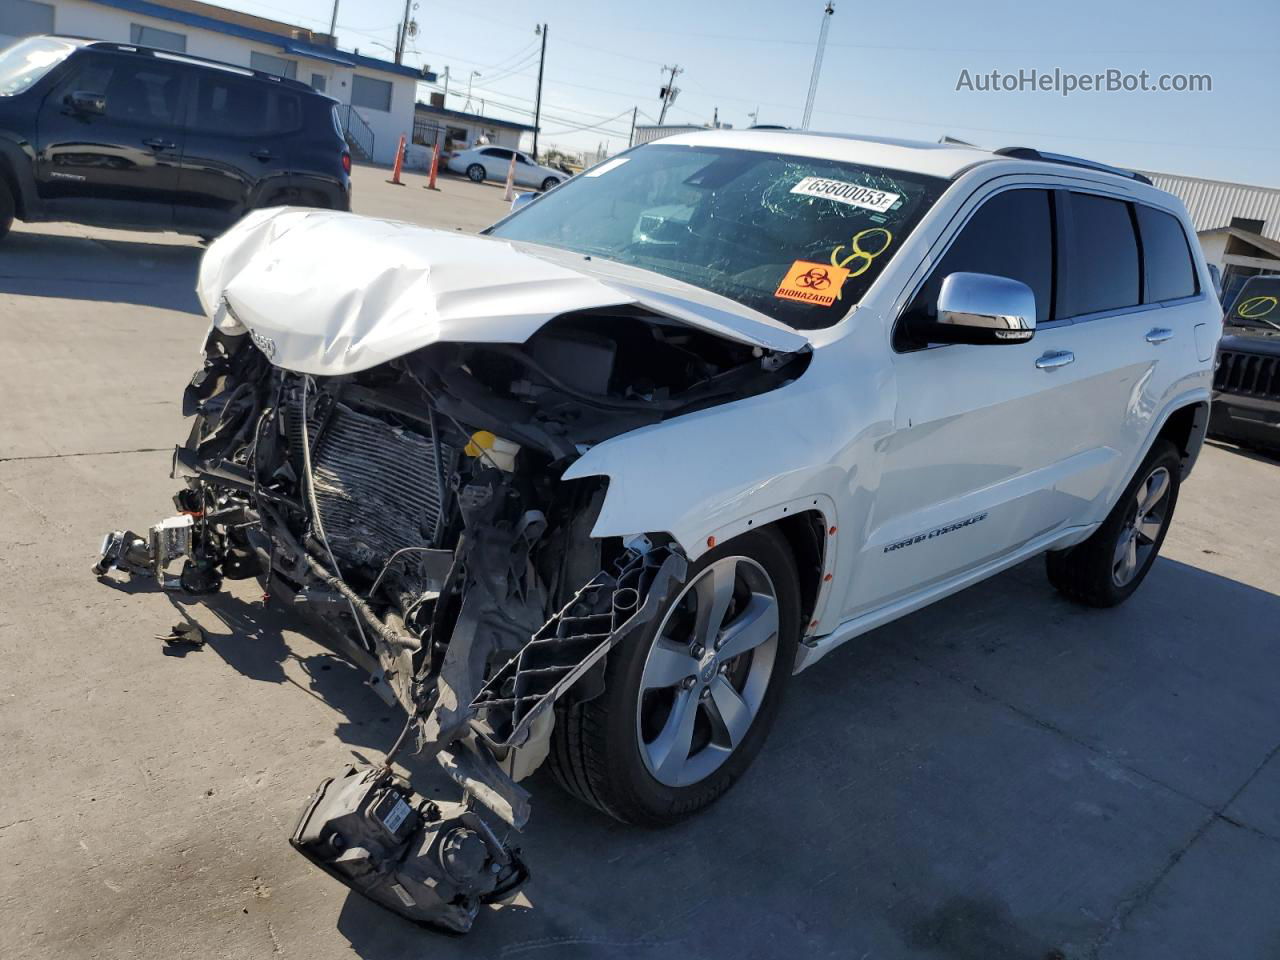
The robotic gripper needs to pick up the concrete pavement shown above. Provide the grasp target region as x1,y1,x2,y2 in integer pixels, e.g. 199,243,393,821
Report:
1,168,1278,960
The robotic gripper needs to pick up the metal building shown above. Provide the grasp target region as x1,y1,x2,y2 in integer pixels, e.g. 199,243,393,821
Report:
1140,171,1280,306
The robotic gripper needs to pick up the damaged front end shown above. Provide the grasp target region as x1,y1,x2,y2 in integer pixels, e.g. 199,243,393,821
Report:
96,301,803,932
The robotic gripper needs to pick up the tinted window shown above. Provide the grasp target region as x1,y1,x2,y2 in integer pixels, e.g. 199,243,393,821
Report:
1062,193,1140,316
350,74,391,112
275,92,302,132
905,189,1054,327
4,0,55,39
1137,205,1197,301
482,147,511,158
249,51,296,79
129,23,187,53
194,74,269,135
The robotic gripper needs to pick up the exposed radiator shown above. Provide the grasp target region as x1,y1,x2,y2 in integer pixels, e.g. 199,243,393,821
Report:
306,400,455,572
1215,350,1280,401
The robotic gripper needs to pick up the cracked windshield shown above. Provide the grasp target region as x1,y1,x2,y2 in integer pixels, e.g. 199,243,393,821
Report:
489,142,946,329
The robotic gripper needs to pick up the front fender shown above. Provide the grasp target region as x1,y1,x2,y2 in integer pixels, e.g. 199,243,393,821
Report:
560,368,861,562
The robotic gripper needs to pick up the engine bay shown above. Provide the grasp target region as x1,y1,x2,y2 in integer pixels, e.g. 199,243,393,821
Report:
94,305,806,932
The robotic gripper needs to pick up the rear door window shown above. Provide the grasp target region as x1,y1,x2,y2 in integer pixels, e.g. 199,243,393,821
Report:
194,73,270,136
1061,192,1140,317
904,188,1055,329
1136,205,1198,302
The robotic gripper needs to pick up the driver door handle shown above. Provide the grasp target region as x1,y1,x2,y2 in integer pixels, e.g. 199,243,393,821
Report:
143,137,176,151
1035,350,1075,371
1145,327,1174,344
250,149,273,162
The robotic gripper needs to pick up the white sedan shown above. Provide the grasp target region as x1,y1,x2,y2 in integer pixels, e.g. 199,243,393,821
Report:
446,145,565,191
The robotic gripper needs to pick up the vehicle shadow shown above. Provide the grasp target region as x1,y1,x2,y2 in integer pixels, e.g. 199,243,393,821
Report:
1204,437,1280,466
318,555,1280,960
97,574,404,753
0,227,204,314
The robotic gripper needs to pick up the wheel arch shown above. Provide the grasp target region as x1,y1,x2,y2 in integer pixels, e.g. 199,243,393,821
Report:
0,148,30,219
1155,399,1210,479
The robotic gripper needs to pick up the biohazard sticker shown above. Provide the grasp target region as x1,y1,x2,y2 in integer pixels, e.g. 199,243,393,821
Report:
790,176,901,213
775,260,851,307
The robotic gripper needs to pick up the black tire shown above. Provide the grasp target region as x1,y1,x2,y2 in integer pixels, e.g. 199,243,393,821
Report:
1046,439,1181,607
549,528,801,825
466,163,486,183
540,176,559,192
0,178,14,242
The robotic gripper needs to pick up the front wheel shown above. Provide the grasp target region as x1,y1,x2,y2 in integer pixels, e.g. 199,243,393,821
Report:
540,176,560,192
549,528,800,825
466,163,486,183
1046,439,1181,607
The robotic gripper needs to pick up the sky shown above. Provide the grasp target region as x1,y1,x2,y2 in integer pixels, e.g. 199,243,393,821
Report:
219,0,1278,186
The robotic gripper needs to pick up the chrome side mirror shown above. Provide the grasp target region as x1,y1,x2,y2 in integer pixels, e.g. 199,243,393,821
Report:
933,271,1037,345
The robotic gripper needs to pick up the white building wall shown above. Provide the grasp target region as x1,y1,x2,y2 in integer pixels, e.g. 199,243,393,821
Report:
28,0,415,164
1197,231,1230,272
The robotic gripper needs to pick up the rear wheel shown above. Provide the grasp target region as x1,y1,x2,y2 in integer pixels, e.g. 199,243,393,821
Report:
549,529,800,824
540,176,559,192
1046,439,1181,607
466,163,486,183
0,178,14,242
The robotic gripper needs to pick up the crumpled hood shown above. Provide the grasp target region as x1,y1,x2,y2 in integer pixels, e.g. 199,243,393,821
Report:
197,207,809,375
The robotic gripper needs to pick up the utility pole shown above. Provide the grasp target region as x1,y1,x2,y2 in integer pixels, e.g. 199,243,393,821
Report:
657,64,682,125
394,0,414,64
628,106,637,147
801,2,834,129
532,24,548,160
441,66,450,104
327,0,339,43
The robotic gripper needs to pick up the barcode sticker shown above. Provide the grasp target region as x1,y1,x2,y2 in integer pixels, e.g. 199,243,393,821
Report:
790,176,900,213
380,796,412,833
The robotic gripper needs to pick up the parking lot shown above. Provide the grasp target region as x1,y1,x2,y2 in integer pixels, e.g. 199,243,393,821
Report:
1,164,1278,960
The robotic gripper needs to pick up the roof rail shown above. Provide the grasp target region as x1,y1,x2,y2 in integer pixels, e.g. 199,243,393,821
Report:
84,41,313,91
994,147,1153,185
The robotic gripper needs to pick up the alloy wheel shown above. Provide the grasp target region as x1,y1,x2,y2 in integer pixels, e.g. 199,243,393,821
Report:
635,556,780,788
1112,465,1172,586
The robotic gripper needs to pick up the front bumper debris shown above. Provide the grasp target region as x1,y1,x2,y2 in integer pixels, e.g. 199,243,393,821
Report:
291,764,527,934
95,502,685,933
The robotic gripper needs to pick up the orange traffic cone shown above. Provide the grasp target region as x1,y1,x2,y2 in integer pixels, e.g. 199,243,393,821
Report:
386,134,406,185
425,141,441,191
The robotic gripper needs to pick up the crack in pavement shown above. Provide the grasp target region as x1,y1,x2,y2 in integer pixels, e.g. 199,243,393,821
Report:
0,447,169,464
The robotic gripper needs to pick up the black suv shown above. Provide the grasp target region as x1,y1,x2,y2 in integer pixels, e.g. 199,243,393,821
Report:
0,36,351,243
1211,275,1280,453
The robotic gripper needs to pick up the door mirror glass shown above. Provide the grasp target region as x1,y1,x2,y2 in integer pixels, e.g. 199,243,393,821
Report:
931,271,1036,345
67,90,106,115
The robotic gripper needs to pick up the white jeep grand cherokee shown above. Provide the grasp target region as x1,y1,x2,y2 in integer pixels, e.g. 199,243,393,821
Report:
97,130,1219,932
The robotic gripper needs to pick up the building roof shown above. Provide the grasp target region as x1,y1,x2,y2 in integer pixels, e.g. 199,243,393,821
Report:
414,102,538,133
1199,226,1280,262
83,0,428,79
1140,170,1280,242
